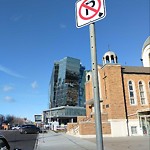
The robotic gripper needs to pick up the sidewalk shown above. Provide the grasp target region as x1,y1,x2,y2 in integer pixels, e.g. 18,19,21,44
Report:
34,130,149,150
34,130,109,150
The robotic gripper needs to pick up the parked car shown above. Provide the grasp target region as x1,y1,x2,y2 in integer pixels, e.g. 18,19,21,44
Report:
0,134,21,150
12,125,20,130
19,124,40,134
0,135,10,150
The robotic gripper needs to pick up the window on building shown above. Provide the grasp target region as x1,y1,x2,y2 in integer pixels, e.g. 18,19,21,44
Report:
128,81,136,105
87,75,90,81
139,81,146,105
103,105,105,109
106,55,110,63
131,126,137,134
106,104,109,108
111,55,115,63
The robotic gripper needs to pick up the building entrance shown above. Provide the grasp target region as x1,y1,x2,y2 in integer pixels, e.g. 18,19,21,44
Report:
139,110,150,135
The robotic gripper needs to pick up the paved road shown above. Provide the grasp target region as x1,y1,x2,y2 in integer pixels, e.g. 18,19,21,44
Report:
84,136,150,150
1,130,149,150
0,130,38,150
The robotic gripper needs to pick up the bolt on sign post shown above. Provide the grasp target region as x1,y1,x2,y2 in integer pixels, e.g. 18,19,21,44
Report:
75,0,106,150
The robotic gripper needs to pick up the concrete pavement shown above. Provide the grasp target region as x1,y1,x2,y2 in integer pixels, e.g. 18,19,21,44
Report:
85,135,150,150
34,130,109,150
34,130,149,150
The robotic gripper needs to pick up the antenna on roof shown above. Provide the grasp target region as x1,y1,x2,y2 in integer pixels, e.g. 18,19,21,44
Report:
108,44,110,51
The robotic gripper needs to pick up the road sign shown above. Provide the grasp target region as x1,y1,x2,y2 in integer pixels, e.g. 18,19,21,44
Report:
75,0,106,28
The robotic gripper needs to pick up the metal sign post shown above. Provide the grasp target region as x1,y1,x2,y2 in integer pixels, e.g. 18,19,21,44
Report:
89,23,103,150
75,1,106,150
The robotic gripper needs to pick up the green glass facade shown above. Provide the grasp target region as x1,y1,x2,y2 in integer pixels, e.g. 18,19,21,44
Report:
49,57,85,108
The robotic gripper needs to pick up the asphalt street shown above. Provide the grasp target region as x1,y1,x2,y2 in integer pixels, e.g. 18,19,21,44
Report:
0,130,38,150
0,130,149,150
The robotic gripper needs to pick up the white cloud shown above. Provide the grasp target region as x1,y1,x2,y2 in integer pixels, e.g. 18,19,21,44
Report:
31,81,38,89
3,96,15,103
10,14,23,22
60,24,67,29
0,64,25,78
3,85,14,92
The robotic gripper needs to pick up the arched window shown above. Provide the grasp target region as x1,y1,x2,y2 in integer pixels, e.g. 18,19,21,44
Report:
111,55,115,63
106,55,110,63
139,81,146,105
128,80,136,105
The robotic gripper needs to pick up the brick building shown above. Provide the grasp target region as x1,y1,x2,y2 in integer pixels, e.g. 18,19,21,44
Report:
67,36,150,137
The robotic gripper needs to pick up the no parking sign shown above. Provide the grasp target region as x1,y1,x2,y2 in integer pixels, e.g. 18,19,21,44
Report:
75,0,106,28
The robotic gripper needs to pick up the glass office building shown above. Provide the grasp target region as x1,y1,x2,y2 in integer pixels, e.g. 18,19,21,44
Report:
49,57,86,108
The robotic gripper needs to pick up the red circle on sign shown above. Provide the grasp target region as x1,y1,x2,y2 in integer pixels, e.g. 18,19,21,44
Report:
79,0,101,20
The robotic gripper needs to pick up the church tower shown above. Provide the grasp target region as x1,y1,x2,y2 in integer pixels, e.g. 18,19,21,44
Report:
102,50,118,65
141,36,150,67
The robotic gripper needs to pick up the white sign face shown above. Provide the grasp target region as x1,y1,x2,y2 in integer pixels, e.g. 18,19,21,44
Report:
75,0,106,28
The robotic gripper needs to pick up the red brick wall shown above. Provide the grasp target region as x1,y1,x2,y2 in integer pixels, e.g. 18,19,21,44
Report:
123,73,150,119
79,122,111,135
85,80,93,117
99,64,126,119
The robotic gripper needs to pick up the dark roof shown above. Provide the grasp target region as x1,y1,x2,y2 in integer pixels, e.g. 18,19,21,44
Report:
122,66,150,74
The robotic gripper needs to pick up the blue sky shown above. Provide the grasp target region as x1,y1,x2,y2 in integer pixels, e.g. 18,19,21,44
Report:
0,0,149,121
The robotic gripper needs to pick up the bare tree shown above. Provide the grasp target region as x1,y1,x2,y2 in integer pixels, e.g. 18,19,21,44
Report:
4,115,25,125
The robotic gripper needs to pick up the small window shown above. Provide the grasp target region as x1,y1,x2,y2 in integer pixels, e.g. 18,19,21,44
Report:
139,81,146,105
103,105,105,109
87,75,90,81
128,80,136,105
106,104,109,108
111,55,115,63
131,126,137,134
106,55,110,63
